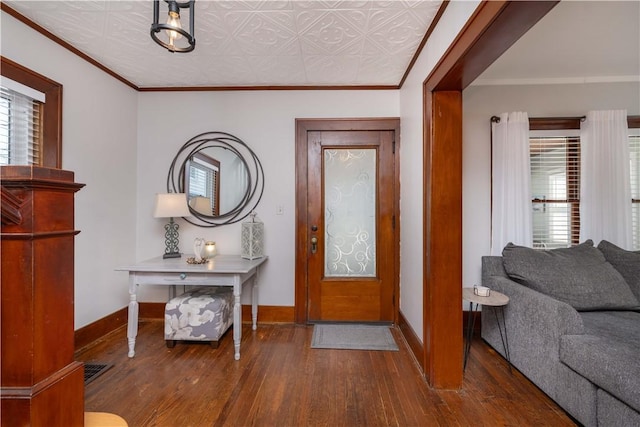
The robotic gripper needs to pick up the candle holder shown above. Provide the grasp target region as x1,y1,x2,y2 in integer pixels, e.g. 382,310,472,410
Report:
204,241,217,259
241,212,264,260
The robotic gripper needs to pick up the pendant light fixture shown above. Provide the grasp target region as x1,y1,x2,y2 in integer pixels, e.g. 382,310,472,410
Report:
150,0,196,53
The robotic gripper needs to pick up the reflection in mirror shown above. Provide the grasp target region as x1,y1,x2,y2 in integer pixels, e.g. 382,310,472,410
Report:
185,148,250,217
187,152,220,216
167,131,264,228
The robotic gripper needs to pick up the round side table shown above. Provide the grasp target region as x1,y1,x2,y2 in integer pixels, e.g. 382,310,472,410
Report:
462,287,511,373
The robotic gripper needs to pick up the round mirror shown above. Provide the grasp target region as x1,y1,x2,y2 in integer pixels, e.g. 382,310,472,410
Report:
167,131,264,227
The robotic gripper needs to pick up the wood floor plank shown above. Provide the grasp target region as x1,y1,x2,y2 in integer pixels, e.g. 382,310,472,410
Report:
78,321,576,426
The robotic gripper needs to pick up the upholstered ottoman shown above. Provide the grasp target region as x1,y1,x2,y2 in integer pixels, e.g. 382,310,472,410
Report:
164,286,234,348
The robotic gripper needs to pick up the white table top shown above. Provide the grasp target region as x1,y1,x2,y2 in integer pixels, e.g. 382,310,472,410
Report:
116,254,268,274
462,287,509,306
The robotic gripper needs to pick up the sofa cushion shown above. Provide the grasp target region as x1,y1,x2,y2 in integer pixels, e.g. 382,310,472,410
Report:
597,389,640,427
560,311,640,413
502,240,639,311
598,240,640,301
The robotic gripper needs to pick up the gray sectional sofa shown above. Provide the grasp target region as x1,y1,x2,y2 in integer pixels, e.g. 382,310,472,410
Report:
481,240,640,426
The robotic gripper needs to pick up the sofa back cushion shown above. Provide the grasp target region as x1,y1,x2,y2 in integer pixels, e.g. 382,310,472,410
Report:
502,240,639,311
597,240,640,301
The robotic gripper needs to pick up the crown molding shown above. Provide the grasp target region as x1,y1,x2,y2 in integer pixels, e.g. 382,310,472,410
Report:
398,1,449,88
1,3,139,91
472,75,640,87
138,84,400,92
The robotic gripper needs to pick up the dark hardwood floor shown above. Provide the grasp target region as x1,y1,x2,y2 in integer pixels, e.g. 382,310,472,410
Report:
78,321,576,426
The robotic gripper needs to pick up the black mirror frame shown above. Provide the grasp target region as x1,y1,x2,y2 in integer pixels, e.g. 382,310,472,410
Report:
167,131,264,227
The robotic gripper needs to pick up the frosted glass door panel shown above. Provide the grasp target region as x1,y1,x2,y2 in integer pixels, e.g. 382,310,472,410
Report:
324,149,376,277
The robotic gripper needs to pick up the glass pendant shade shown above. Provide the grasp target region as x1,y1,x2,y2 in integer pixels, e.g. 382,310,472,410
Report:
150,0,196,53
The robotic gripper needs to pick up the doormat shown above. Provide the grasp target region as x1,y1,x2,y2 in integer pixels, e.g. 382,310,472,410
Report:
84,362,113,385
311,324,399,351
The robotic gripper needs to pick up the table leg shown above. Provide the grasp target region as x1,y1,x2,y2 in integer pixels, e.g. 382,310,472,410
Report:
233,279,242,360
463,302,478,372
127,278,139,358
493,306,512,373
251,275,258,331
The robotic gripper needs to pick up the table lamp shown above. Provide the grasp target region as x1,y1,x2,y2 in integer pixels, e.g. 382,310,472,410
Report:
154,193,191,258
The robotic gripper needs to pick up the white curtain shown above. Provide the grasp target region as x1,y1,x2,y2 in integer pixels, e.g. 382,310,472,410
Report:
580,110,632,249
491,112,533,255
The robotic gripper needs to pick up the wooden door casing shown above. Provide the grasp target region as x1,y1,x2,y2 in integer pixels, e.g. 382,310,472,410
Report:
295,118,400,324
307,130,395,322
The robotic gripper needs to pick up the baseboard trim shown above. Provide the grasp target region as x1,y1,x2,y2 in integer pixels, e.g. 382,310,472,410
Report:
136,302,296,323
398,310,425,373
75,303,295,351
139,302,165,319
74,307,127,351
241,305,296,323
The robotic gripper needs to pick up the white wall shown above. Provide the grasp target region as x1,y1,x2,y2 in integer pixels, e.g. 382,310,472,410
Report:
2,1,487,335
398,0,481,342
136,90,399,304
1,12,139,329
462,81,640,290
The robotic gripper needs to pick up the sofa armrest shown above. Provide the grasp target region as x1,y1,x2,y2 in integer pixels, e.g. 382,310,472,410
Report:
481,257,585,397
481,256,584,338
481,256,598,426
484,276,585,338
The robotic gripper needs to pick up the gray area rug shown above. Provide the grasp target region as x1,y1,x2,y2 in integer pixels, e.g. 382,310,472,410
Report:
311,324,399,351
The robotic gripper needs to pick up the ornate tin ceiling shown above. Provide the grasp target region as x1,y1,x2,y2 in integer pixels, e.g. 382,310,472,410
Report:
3,1,443,88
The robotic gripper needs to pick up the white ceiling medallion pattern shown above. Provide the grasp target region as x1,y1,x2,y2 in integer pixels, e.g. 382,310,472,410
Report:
4,0,443,88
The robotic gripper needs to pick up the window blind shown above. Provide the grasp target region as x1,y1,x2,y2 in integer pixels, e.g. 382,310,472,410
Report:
188,161,219,214
189,162,211,198
530,136,580,249
0,86,42,165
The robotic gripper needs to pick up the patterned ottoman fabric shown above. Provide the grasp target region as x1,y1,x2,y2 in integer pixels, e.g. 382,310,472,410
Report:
164,287,234,343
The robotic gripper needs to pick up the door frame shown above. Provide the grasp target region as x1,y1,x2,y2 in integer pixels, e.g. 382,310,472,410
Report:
295,118,401,324
421,1,559,388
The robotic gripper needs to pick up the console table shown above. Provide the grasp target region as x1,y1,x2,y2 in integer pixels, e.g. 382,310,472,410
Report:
116,255,267,360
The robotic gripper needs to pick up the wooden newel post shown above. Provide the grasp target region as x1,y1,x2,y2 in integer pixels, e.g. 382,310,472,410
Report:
1,166,85,427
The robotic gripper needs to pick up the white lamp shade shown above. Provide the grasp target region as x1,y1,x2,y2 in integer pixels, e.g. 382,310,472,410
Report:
153,193,191,218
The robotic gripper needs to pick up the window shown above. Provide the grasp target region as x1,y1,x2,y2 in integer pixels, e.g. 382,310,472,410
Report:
0,57,62,168
186,152,220,216
0,84,43,165
530,136,580,249
530,117,640,250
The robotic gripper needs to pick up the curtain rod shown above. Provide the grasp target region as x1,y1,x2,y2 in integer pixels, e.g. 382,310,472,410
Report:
490,115,587,123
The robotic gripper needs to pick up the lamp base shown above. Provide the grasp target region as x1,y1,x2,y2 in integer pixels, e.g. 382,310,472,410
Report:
161,217,182,259
163,252,181,259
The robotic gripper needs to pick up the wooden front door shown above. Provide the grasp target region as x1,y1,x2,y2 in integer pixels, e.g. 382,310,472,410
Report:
295,119,400,323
